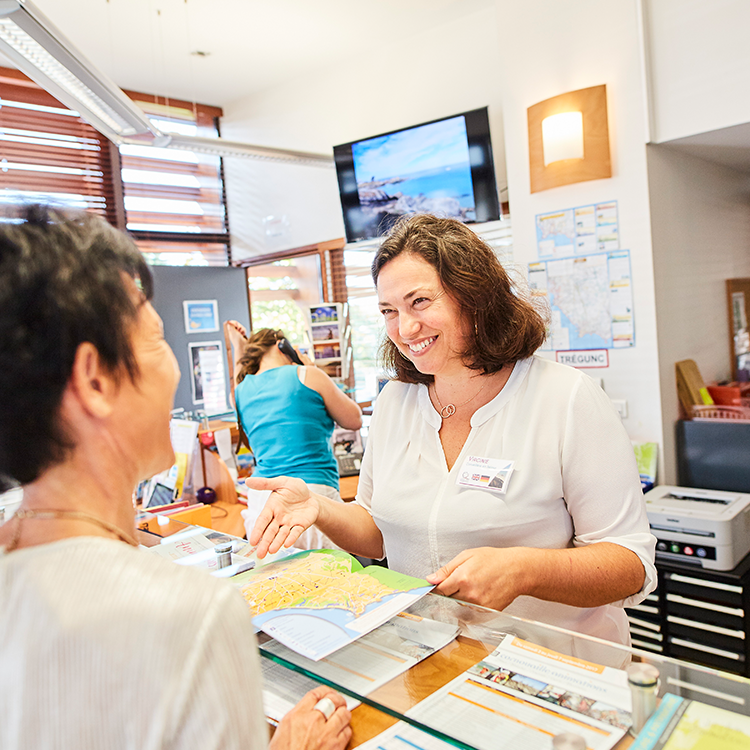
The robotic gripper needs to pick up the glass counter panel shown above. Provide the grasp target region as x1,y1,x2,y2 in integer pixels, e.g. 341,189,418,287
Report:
258,594,750,749
135,519,750,748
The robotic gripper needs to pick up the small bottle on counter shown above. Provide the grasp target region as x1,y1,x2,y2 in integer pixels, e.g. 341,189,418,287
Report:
626,662,660,735
214,541,233,569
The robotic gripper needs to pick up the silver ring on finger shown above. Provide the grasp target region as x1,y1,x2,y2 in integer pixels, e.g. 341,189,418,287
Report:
312,697,335,721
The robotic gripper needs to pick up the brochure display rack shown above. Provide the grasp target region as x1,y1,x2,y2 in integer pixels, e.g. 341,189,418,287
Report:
305,302,354,394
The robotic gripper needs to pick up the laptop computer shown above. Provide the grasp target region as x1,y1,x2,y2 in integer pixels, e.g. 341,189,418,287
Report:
332,426,364,477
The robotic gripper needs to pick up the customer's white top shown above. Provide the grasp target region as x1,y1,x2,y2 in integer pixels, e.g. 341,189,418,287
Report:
0,536,267,750
356,356,657,645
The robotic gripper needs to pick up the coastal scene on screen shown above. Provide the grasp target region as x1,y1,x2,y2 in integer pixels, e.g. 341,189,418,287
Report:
352,115,476,232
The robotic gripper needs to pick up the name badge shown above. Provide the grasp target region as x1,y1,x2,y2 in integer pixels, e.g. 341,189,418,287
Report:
457,455,515,494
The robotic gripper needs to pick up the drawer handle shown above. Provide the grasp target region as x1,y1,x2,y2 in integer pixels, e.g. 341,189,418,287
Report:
670,637,741,660
666,594,744,617
668,573,742,594
667,615,745,640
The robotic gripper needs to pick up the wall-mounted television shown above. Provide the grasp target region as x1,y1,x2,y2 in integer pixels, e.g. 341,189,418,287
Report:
333,107,500,244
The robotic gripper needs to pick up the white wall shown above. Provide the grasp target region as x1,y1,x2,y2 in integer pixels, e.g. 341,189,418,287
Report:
494,0,665,463
647,145,750,482
644,0,750,142
223,0,750,484
220,3,506,260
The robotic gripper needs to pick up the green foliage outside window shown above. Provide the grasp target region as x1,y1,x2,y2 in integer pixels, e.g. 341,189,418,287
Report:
250,300,308,347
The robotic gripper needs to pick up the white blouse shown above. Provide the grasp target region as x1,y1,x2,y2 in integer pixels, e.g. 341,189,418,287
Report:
0,537,268,750
355,356,657,645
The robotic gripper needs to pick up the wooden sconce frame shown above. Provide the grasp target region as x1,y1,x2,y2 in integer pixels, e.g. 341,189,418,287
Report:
527,84,611,193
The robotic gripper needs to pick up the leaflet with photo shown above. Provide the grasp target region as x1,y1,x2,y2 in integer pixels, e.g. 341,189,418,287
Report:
396,634,632,750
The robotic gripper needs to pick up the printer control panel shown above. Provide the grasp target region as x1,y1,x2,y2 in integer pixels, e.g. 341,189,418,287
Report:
655,538,717,562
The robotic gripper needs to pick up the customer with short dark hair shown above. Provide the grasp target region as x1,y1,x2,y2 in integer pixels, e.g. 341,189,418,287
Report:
0,206,351,750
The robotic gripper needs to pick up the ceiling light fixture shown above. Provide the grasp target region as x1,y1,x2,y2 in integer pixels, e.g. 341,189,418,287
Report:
0,0,160,142
0,0,333,166
149,133,334,167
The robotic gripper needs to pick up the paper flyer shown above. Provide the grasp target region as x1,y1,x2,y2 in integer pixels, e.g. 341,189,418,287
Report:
259,613,457,722
396,634,631,750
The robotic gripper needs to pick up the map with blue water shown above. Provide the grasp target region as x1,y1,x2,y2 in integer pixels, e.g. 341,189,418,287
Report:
233,549,433,661
528,251,635,351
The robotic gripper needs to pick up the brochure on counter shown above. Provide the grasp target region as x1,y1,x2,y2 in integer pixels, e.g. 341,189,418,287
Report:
145,528,291,577
231,548,434,661
360,634,633,750
631,692,750,750
259,612,459,722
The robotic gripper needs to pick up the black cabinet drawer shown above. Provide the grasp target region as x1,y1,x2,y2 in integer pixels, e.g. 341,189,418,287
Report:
668,618,745,655
670,638,745,676
664,572,744,608
665,594,745,632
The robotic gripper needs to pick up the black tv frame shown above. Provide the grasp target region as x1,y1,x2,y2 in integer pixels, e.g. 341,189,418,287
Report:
333,107,500,244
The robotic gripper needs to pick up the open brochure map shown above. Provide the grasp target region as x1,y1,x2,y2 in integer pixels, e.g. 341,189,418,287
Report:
239,549,397,617
232,549,433,660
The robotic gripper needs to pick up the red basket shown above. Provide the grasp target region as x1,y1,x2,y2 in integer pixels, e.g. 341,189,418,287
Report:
691,404,750,421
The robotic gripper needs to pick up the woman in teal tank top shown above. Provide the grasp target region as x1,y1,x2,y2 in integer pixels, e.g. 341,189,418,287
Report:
231,326,362,549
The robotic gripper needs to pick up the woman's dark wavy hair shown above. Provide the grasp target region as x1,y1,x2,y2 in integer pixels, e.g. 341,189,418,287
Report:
0,205,153,492
236,328,285,382
371,214,548,384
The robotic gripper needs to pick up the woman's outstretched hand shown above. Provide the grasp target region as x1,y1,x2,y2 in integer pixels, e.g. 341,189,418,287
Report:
242,475,320,558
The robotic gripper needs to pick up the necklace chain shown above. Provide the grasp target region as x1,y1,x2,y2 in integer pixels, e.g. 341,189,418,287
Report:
6,509,139,553
432,380,487,419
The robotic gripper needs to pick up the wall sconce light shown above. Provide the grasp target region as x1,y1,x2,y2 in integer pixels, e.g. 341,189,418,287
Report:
542,111,583,165
527,84,611,193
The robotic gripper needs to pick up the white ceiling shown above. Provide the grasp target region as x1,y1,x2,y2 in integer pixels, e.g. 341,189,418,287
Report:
28,0,493,109
10,0,750,175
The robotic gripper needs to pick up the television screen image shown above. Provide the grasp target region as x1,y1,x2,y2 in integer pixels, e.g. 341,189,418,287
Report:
334,107,500,243
353,116,474,222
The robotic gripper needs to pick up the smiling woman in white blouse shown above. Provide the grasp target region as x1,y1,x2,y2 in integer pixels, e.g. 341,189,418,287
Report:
245,213,657,646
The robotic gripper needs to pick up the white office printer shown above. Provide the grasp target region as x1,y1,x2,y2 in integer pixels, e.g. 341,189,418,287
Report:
645,485,750,571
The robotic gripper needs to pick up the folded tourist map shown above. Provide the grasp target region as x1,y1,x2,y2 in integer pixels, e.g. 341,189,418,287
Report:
231,548,434,660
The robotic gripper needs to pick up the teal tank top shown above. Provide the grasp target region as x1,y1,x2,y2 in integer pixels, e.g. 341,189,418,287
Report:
234,365,338,489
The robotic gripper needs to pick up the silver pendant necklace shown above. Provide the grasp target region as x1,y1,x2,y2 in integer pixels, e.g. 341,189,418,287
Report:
432,381,487,419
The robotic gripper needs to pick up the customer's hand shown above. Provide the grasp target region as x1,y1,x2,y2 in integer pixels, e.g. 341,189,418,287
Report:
243,476,320,558
226,319,248,339
269,686,351,750
426,547,532,612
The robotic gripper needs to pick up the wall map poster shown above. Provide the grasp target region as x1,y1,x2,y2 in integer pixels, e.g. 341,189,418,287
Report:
529,250,635,351
536,201,619,258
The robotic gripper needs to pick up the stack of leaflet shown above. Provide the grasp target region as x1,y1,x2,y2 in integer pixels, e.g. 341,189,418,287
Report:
259,614,458,723
630,693,750,749
356,634,634,750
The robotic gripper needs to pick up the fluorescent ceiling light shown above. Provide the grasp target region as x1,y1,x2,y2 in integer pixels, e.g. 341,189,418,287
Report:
153,133,333,167
0,0,160,142
0,0,333,166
